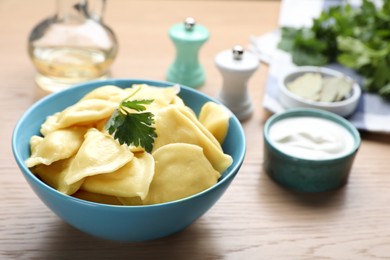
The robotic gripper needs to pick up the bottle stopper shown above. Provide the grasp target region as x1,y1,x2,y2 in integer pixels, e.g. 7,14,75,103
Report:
215,45,259,121
166,17,209,88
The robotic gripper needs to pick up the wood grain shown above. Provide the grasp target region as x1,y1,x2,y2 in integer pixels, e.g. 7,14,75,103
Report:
1,0,390,259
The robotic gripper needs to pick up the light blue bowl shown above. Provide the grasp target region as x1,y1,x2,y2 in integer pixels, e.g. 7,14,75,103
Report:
12,79,246,242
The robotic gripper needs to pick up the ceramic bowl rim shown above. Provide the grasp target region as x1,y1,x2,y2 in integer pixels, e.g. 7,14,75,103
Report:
12,78,246,210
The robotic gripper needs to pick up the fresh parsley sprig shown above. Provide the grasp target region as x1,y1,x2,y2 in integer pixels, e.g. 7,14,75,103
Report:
278,0,390,100
105,87,157,153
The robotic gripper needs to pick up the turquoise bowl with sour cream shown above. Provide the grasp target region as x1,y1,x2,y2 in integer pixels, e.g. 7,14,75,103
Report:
263,108,361,192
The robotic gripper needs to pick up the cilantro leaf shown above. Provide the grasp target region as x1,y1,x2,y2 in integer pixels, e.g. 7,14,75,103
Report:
105,97,157,153
106,109,125,136
107,112,157,152
379,83,390,100
121,99,153,112
277,27,300,52
277,0,390,100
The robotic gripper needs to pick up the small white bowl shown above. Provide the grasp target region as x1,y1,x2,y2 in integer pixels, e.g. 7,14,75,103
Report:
278,66,361,117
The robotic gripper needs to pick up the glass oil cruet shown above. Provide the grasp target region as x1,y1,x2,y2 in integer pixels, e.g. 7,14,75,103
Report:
28,0,118,92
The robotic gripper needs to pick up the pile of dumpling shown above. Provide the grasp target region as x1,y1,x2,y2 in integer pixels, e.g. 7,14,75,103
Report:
25,84,233,205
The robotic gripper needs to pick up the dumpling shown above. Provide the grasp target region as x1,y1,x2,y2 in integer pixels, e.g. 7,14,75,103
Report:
40,99,117,135
198,102,230,144
144,143,220,205
25,127,88,168
171,96,185,106
81,152,154,199
177,105,221,149
116,196,143,206
125,84,181,111
93,118,109,132
40,112,60,136
153,105,232,173
32,156,83,195
80,85,128,103
65,128,133,185
56,99,117,127
72,190,123,205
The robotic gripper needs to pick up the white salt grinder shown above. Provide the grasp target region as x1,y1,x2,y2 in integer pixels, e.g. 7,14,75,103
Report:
215,45,259,121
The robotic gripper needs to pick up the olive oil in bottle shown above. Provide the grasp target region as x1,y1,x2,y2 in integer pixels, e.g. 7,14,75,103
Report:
28,0,118,92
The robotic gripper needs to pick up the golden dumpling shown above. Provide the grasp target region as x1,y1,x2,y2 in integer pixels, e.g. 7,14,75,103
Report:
25,127,88,168
32,156,83,195
93,118,109,132
171,95,185,106
80,85,128,103
65,128,133,185
153,105,232,173
81,152,154,199
116,196,143,206
40,112,60,136
198,102,230,144
125,84,181,112
72,190,123,205
40,99,117,135
144,143,220,205
178,105,221,149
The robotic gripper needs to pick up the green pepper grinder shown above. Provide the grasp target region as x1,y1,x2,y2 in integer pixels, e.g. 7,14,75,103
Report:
167,17,209,88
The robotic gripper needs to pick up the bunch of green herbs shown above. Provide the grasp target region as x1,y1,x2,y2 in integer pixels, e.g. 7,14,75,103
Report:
278,0,390,100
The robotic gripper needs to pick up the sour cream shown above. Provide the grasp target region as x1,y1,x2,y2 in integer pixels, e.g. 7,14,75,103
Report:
268,116,355,160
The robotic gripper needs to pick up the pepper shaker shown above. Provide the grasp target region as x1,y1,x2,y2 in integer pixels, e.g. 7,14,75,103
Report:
167,17,209,88
215,45,259,121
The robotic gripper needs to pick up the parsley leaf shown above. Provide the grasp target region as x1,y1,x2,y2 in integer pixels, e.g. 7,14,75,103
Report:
106,95,157,153
278,0,390,100
121,99,153,112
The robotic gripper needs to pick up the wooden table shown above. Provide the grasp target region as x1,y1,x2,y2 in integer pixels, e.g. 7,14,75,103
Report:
1,0,390,259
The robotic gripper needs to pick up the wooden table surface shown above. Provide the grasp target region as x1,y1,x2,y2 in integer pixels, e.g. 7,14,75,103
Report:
1,0,390,259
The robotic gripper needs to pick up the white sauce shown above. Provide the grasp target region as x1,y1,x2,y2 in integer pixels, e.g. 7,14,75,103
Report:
268,116,355,160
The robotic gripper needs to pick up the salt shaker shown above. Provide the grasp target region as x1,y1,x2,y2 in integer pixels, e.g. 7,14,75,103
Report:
167,17,209,88
215,45,259,121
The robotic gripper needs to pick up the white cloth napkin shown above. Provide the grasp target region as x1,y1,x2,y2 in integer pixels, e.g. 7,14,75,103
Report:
250,0,390,133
